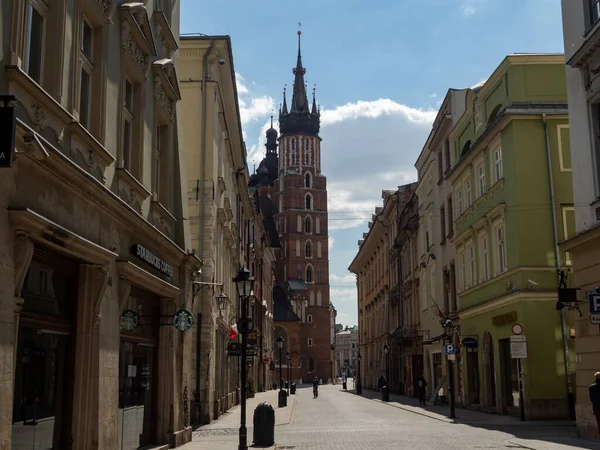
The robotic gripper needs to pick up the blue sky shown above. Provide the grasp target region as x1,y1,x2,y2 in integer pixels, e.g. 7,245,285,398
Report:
180,0,565,327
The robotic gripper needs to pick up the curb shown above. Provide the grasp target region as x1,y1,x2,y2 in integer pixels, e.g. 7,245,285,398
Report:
358,393,454,423
276,394,297,426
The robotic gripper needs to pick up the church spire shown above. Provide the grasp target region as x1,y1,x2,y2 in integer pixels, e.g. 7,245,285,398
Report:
311,84,318,115
290,30,308,113
282,85,288,114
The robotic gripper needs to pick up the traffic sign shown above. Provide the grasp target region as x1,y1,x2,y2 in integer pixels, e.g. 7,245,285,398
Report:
588,293,600,324
511,323,523,335
445,343,456,355
510,335,527,359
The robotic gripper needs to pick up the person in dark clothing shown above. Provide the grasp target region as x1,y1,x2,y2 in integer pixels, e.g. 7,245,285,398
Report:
589,372,600,433
378,375,387,390
416,373,427,405
313,376,319,398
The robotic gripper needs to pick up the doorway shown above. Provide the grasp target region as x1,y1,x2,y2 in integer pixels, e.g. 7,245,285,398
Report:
466,348,480,404
500,339,519,410
12,256,76,450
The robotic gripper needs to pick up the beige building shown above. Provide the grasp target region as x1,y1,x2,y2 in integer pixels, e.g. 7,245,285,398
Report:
414,89,467,402
179,35,256,424
0,1,196,449
561,0,600,438
350,190,398,390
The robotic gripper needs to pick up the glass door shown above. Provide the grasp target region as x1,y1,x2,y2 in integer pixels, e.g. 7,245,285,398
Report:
118,341,155,450
12,327,69,450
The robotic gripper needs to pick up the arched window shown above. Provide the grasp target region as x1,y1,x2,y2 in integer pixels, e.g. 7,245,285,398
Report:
305,194,312,210
305,172,311,188
305,241,312,258
291,138,296,151
305,216,312,233
306,265,314,283
308,357,315,371
305,138,309,151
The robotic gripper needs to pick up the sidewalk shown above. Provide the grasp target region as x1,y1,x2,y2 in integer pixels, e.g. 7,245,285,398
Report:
357,388,575,427
182,388,297,449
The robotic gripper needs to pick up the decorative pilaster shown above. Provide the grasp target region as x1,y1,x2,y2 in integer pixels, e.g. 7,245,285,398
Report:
12,232,33,373
156,297,176,444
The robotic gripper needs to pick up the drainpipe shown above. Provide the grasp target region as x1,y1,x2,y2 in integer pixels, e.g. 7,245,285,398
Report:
195,38,214,425
542,113,575,420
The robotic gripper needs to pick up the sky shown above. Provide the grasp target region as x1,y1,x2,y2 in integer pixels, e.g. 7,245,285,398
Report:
180,0,565,328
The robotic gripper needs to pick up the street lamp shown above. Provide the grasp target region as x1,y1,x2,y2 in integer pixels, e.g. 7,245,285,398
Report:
286,351,291,395
233,267,255,450
277,336,284,390
215,290,228,318
383,344,390,402
356,353,362,395
442,323,456,420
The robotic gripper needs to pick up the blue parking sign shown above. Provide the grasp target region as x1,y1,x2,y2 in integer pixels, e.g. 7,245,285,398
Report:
445,343,456,355
589,293,600,324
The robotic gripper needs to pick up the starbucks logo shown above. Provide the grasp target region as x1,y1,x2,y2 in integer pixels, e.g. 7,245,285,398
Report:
173,309,194,332
121,310,140,332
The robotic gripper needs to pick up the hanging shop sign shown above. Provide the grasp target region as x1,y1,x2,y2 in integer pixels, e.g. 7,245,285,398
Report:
227,342,242,357
131,244,174,277
121,310,140,332
0,96,16,169
173,309,194,331
461,337,478,348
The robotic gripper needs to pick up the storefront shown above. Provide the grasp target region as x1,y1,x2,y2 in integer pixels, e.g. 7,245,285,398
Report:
459,300,574,419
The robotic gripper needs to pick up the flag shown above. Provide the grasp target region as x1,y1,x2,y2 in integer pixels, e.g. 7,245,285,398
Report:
229,323,238,340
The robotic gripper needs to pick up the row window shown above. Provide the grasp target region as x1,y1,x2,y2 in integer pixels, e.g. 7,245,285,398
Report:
458,223,507,291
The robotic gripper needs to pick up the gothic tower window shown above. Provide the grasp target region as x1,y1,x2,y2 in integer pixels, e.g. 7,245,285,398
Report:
305,216,312,234
305,138,310,165
291,138,296,165
305,193,312,210
305,172,311,188
305,241,312,258
306,264,314,283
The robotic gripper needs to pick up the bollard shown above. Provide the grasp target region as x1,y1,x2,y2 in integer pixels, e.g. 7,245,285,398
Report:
278,388,287,407
382,385,389,402
290,382,296,395
253,402,275,446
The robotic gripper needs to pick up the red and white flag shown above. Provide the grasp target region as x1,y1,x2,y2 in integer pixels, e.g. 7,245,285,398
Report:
229,323,238,340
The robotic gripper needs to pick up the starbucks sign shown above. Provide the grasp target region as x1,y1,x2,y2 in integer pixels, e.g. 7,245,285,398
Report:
173,309,194,332
131,244,174,277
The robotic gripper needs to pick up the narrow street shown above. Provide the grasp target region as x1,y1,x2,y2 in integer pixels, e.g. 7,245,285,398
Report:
183,383,597,450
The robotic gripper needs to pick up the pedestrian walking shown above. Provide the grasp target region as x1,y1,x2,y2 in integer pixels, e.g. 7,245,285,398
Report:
416,373,427,405
590,371,600,434
378,374,387,391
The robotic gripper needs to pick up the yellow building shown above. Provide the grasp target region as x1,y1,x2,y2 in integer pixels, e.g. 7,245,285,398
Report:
179,35,256,424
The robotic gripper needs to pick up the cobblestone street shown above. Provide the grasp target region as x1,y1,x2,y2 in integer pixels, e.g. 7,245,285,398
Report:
182,384,600,450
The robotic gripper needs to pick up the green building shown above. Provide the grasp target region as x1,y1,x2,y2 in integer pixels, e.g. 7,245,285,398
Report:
447,54,576,420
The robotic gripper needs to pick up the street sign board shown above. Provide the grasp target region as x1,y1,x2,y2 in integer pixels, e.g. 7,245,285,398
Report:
227,342,241,357
510,335,527,359
511,323,523,335
447,354,456,361
461,337,478,348
445,343,456,355
588,293,600,324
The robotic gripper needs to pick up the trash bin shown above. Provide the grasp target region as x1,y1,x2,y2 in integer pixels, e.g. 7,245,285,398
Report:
290,382,296,395
278,388,287,407
342,381,347,390
253,402,275,446
381,385,389,402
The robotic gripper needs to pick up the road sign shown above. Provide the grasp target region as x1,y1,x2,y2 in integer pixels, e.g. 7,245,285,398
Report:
461,337,478,348
445,343,456,355
588,293,600,324
511,323,523,335
227,342,241,357
510,335,527,359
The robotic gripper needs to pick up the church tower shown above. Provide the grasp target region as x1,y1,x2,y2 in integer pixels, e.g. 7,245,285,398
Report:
274,30,331,382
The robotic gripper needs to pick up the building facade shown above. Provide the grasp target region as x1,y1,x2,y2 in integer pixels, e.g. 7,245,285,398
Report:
271,31,332,384
560,0,600,437
394,186,420,396
350,190,398,390
0,1,196,448
179,35,254,424
413,89,466,403
449,55,576,419
335,326,359,378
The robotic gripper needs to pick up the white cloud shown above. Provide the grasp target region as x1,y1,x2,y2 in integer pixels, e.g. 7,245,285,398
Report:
235,72,275,132
328,236,335,250
460,0,484,17
461,5,476,16
321,99,436,127
330,287,357,305
329,273,355,284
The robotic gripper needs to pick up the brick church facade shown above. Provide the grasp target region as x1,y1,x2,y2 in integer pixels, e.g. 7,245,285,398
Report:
249,31,332,384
